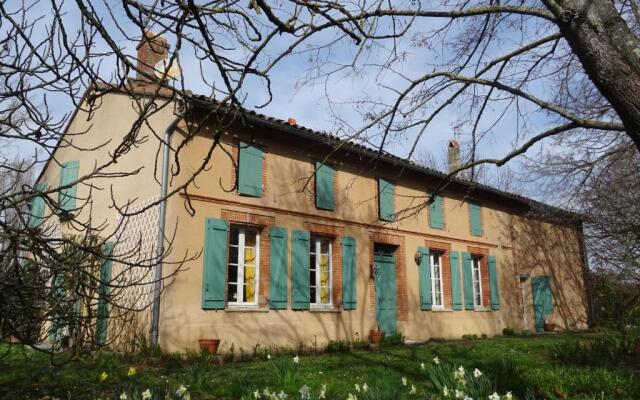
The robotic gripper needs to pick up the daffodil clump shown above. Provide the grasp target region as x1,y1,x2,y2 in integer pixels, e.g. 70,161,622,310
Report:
426,357,513,400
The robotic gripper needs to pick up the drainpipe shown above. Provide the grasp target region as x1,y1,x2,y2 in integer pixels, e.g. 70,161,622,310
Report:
150,101,187,347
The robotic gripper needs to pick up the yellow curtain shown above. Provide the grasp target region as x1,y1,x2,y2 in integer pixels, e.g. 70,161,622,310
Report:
244,247,255,302
320,254,329,304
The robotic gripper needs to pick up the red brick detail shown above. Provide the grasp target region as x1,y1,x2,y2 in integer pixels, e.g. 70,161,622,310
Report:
230,140,268,196
222,210,275,308
468,246,491,308
426,240,452,309
304,222,345,237
369,232,408,322
306,222,345,308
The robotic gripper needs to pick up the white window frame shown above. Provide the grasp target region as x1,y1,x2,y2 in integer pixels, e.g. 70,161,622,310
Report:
227,226,260,307
472,255,483,308
430,251,444,308
309,236,333,308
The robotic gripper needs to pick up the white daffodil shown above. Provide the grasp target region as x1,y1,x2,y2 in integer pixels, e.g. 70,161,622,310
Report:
473,368,482,378
267,354,272,360
277,390,288,399
409,384,417,395
141,389,152,400
464,397,474,400
263,388,271,396
299,385,310,400
455,389,465,399
176,385,188,397
420,362,426,370
505,392,513,400
119,393,127,400
319,384,327,399
401,376,408,386
433,356,440,365
346,394,357,400
293,355,300,364
443,386,449,396
253,389,261,399
489,393,500,400
354,384,361,393
362,383,368,393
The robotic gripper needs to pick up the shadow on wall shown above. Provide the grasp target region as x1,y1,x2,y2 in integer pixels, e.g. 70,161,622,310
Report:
502,212,589,331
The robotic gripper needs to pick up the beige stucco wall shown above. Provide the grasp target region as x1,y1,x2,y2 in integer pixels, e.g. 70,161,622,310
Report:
38,91,589,352
37,91,180,346
155,109,589,353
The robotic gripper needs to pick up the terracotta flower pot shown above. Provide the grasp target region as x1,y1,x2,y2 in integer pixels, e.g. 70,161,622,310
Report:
544,323,556,332
369,330,385,344
198,339,220,354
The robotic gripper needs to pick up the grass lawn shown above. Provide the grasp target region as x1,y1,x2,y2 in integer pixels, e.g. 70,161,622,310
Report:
1,333,638,399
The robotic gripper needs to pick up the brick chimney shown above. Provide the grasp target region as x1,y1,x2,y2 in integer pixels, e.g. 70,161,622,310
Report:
136,31,169,80
448,140,460,174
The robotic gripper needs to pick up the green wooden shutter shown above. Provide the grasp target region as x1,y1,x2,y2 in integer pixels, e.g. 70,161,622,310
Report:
315,162,335,210
418,246,432,310
488,255,500,310
28,183,48,228
96,242,114,346
238,141,264,197
462,252,474,310
429,195,444,229
59,160,79,212
269,227,288,309
469,202,483,236
378,178,395,221
202,218,228,309
342,236,356,310
291,229,310,310
449,251,463,311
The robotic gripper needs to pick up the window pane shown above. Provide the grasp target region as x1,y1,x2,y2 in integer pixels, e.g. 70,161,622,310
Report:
245,230,256,247
320,240,330,254
228,264,238,285
230,227,239,245
228,282,238,302
244,266,255,302
229,246,238,265
310,286,316,303
245,246,256,266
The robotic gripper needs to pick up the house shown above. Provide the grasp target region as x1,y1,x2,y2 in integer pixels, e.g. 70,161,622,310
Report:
32,34,589,353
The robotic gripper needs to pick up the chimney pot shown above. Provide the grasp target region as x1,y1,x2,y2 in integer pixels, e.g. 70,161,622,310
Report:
136,31,170,80
287,117,297,126
448,139,460,174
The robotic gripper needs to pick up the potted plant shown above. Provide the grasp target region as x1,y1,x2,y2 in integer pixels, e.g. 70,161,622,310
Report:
369,323,385,345
543,318,556,332
198,338,221,354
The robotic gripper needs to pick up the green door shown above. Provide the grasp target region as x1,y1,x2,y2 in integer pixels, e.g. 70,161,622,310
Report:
532,276,553,333
374,246,397,334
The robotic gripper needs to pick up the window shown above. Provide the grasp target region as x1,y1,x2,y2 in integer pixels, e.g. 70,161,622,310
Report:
309,236,332,306
378,178,395,221
315,162,335,210
429,195,444,229
430,251,444,308
469,201,483,236
238,142,264,197
472,255,483,307
227,226,260,305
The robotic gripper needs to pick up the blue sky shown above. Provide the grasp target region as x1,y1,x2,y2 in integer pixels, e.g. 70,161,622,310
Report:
7,1,571,201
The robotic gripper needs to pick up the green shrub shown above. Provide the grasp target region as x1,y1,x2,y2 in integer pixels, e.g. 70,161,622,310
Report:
326,339,351,353
381,332,405,346
502,327,517,336
550,329,639,365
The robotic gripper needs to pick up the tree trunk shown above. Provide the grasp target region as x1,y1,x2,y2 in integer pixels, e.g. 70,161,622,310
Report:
546,0,640,150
